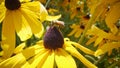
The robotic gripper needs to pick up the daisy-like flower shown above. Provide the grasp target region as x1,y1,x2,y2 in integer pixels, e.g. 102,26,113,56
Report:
89,0,120,34
94,42,120,57
0,26,97,68
0,0,61,59
0,0,44,59
85,25,120,56
86,25,120,46
68,24,84,38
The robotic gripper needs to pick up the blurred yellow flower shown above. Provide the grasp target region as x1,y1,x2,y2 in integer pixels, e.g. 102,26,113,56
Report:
68,24,85,38
0,26,97,68
89,0,120,34
86,25,120,46
94,42,120,57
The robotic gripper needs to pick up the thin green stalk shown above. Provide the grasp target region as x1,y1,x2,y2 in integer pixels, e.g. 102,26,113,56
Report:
94,54,106,65
78,12,96,44
45,0,51,8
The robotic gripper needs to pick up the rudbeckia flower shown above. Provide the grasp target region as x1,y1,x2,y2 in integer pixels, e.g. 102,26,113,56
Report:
0,26,97,68
86,25,120,46
89,0,120,34
0,0,61,59
68,24,85,38
94,42,120,57
0,0,45,59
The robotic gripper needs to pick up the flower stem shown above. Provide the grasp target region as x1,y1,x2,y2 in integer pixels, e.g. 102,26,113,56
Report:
45,0,50,8
94,54,106,65
78,12,96,44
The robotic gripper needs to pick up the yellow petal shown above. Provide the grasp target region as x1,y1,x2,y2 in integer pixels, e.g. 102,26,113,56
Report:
74,29,83,38
55,48,77,68
0,3,5,23
105,2,120,34
21,44,44,59
71,42,94,55
39,2,48,22
46,14,61,21
20,0,31,2
0,53,26,68
1,11,15,58
94,42,120,57
65,44,97,68
12,10,32,41
20,8,44,38
14,43,26,54
86,36,97,45
22,1,40,16
87,25,120,40
68,28,77,36
94,36,103,47
39,50,54,68
21,62,31,68
87,25,107,36
30,49,50,68
0,0,4,3
106,33,120,40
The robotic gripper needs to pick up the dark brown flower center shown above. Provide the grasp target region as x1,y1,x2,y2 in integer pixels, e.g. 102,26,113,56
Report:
5,0,21,10
83,14,90,20
43,26,64,50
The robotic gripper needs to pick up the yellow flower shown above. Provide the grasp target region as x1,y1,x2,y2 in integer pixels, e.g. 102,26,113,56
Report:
86,25,120,46
0,26,97,68
0,0,61,60
89,0,120,34
0,0,44,58
68,24,84,38
94,42,120,57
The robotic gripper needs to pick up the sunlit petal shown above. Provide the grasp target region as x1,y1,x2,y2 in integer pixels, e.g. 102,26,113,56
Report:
39,2,48,22
71,42,94,55
46,15,61,21
22,1,40,16
14,43,26,54
0,53,26,68
65,44,97,68
20,8,44,38
55,48,77,68
21,62,31,68
1,11,15,58
12,10,32,41
0,3,6,23
39,50,54,68
30,49,50,68
21,44,44,59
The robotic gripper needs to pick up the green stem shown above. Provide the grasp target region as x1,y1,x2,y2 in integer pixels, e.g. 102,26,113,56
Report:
107,59,120,68
78,12,96,44
45,0,51,8
94,54,106,65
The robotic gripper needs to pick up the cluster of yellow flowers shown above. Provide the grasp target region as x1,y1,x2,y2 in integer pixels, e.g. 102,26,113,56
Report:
0,0,120,68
